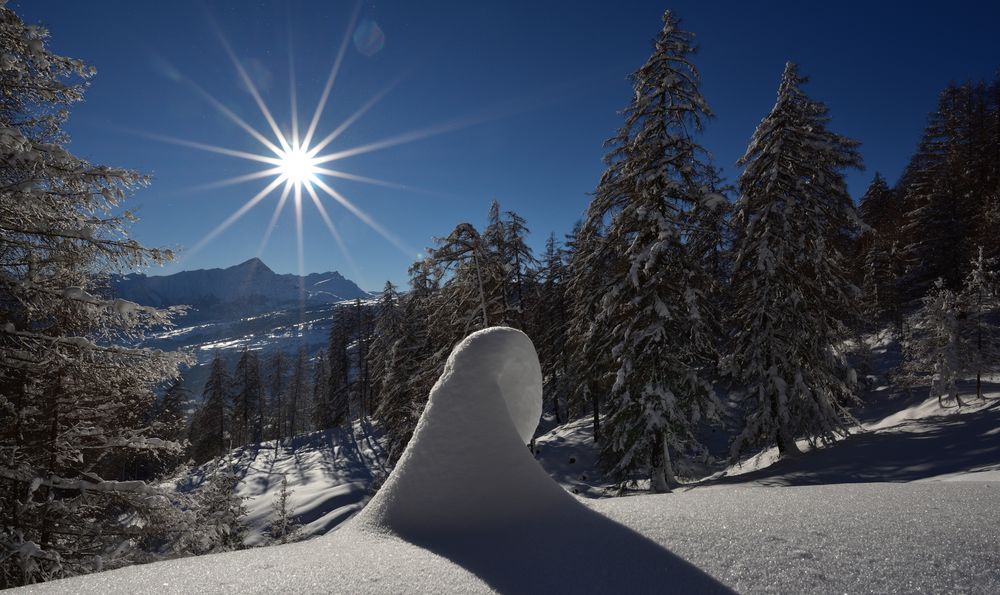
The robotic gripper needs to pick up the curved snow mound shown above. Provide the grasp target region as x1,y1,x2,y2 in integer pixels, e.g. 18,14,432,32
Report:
356,326,568,535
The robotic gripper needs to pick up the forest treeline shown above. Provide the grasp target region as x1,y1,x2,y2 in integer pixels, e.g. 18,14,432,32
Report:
2,3,999,587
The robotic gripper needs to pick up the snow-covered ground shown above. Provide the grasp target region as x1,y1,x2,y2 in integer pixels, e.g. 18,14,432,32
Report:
15,329,1000,593
181,421,389,545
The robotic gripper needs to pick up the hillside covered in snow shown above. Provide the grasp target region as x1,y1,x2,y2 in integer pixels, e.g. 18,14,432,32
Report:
18,328,1000,594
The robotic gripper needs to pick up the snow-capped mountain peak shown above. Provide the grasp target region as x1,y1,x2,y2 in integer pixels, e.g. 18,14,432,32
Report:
113,259,369,322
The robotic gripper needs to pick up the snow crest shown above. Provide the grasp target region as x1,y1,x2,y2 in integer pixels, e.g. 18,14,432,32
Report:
356,326,563,534
352,326,729,593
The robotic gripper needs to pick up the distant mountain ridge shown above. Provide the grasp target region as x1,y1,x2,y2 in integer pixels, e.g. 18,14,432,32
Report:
113,258,369,321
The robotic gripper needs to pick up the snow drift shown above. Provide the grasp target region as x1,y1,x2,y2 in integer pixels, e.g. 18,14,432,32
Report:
351,326,727,592
19,327,727,593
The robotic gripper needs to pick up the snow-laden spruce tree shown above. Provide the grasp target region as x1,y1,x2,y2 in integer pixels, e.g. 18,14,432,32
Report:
185,461,247,555
189,354,231,462
268,475,300,545
958,247,999,400
900,279,964,407
584,10,722,492
729,62,863,458
0,4,190,585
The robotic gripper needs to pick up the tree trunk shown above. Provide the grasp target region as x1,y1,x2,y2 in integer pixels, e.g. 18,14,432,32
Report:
590,384,601,442
776,422,802,456
649,432,671,493
472,249,489,328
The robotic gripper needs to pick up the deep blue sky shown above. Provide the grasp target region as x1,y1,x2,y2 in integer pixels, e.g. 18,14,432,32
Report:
15,1,1000,290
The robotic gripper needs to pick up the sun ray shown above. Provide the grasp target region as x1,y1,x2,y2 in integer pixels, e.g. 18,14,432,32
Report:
209,16,292,153
186,79,284,156
294,182,305,277
139,131,282,166
312,166,435,194
312,177,413,256
293,182,307,318
257,181,293,256
185,167,285,193
310,118,474,165
287,29,300,150
185,175,287,260
306,79,401,158
304,182,362,280
295,183,306,275
302,1,362,149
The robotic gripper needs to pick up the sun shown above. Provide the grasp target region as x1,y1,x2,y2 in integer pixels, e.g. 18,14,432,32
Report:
278,146,319,188
146,7,484,275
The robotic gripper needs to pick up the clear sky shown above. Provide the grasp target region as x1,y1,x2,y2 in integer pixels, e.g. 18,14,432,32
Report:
14,1,1000,290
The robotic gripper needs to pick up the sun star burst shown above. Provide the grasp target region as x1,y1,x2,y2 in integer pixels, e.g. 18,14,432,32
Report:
158,5,432,279
277,145,321,189
149,5,516,284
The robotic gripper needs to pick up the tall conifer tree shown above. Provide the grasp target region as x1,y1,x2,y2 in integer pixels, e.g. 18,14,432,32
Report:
585,10,722,491
729,63,863,458
0,6,190,581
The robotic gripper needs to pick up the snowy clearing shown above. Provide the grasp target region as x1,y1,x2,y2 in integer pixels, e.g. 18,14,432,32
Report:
16,482,999,594
17,328,1000,594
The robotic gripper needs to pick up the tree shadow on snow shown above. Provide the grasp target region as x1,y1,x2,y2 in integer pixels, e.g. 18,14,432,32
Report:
704,398,1000,487
399,502,733,594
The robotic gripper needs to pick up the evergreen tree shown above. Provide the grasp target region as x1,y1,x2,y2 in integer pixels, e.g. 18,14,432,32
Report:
500,210,537,327
536,233,570,422
729,62,863,458
286,348,308,440
374,261,442,463
368,281,403,412
900,279,965,407
565,221,614,441
432,222,494,330
585,10,722,492
483,200,510,321
266,351,286,442
268,476,300,545
145,378,191,475
327,309,351,427
0,7,190,582
310,349,331,430
231,347,262,446
189,354,231,462
958,247,1000,399
856,174,904,328
352,299,373,418
186,461,247,555
897,80,1000,301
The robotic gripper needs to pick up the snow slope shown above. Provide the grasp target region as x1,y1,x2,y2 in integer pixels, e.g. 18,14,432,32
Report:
704,388,1000,487
16,328,1000,594
182,421,389,546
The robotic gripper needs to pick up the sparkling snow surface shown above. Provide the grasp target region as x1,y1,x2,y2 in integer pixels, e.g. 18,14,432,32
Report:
17,328,1000,594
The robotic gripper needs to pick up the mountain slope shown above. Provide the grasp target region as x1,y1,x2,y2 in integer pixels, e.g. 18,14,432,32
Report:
113,258,369,321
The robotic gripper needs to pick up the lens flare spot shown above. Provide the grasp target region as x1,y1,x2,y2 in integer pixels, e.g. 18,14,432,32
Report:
353,19,385,57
